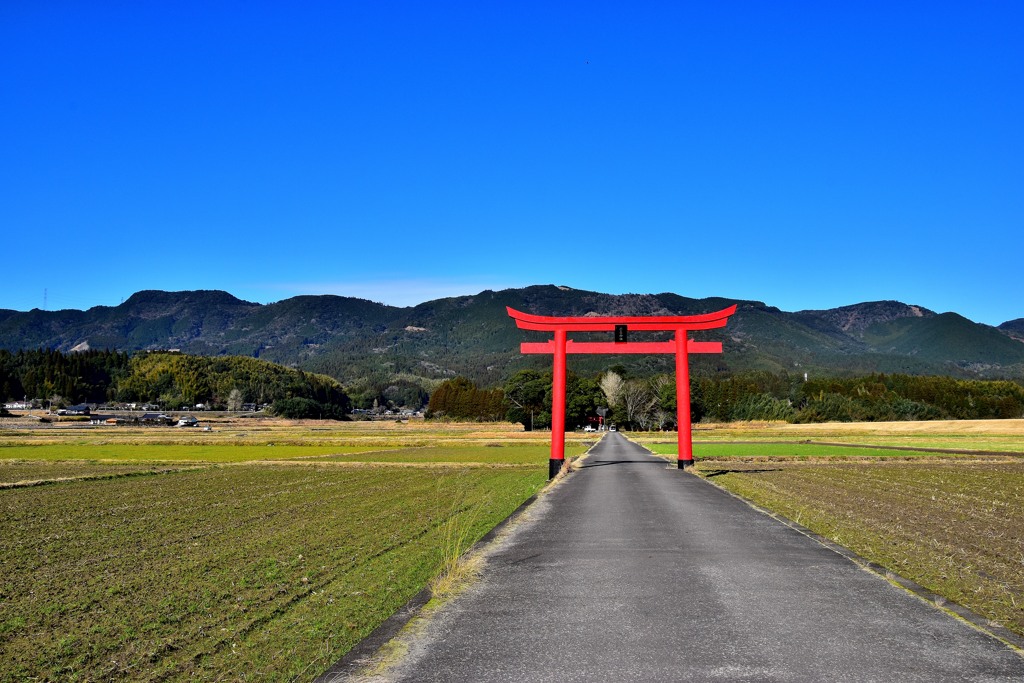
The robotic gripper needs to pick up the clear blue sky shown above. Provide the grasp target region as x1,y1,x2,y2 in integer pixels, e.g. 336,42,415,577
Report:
2,2,1021,325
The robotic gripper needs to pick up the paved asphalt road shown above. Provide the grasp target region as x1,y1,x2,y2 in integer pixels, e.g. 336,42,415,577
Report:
339,432,1024,682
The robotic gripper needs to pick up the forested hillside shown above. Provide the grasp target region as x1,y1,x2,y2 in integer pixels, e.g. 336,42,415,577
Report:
2,287,1023,400
0,350,349,416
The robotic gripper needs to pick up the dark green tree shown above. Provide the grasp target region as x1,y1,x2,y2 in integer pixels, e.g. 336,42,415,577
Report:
426,377,505,420
503,369,550,430
565,375,606,430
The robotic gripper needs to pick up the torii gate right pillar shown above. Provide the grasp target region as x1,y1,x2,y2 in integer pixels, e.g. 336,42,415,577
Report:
675,329,693,468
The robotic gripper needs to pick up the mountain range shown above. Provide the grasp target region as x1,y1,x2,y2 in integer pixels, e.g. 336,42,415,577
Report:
2,286,1023,387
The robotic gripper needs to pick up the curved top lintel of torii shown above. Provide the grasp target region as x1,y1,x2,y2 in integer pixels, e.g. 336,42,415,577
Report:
505,304,738,332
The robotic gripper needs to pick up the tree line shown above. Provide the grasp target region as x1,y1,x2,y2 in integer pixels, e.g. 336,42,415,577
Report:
0,349,131,405
5,349,1023,426
0,350,350,418
424,370,1024,428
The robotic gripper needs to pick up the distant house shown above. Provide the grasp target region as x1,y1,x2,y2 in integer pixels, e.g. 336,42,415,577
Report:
176,416,199,427
3,401,31,410
139,412,173,425
58,404,91,416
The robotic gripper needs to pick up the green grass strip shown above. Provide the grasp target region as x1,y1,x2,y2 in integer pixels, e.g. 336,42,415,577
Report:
0,444,378,463
321,443,588,465
644,441,957,459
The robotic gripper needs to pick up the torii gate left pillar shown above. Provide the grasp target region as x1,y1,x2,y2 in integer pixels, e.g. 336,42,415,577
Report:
508,305,737,478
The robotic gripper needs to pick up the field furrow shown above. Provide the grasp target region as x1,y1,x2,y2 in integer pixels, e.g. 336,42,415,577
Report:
0,423,565,682
700,461,1024,635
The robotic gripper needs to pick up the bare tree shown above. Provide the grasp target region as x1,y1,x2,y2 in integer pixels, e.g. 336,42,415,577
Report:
621,380,657,430
600,371,624,406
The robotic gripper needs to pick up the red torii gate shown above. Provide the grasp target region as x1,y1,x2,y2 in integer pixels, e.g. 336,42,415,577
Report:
507,305,737,478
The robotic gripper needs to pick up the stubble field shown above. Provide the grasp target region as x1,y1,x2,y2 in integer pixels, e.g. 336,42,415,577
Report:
0,418,591,682
635,419,1024,638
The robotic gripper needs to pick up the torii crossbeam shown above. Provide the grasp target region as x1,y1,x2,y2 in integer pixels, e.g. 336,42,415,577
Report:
507,305,737,478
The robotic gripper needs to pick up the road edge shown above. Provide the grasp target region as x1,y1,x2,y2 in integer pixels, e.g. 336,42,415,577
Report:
691,468,1024,655
313,438,604,682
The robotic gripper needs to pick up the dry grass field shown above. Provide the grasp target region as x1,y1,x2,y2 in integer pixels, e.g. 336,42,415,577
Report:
633,419,1024,637
689,418,1024,453
0,418,592,682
